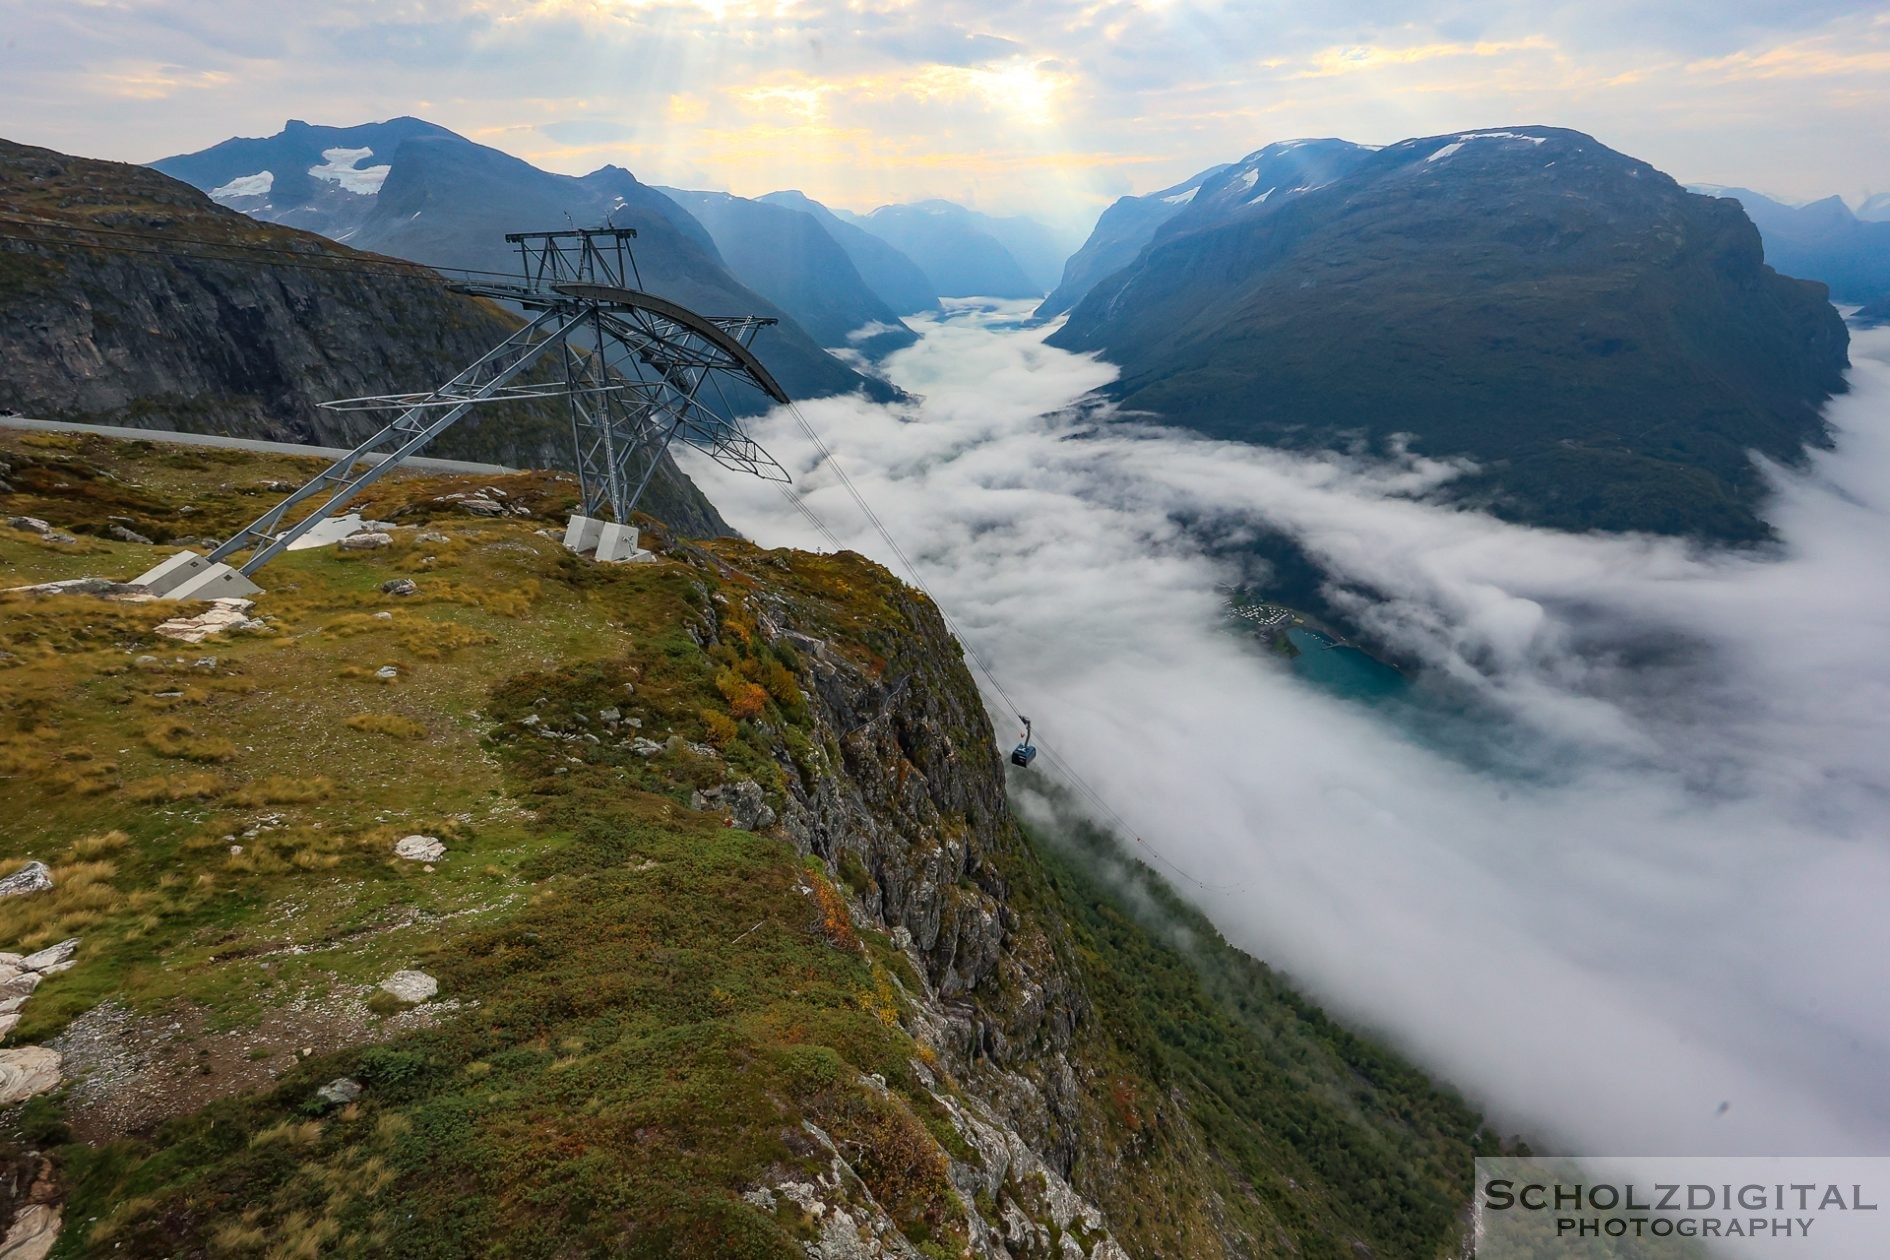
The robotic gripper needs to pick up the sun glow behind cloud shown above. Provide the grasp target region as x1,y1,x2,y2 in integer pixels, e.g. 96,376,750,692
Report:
3,1,1889,230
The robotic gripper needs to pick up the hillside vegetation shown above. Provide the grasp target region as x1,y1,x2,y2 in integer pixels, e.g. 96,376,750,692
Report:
1052,127,1850,541
0,431,1492,1256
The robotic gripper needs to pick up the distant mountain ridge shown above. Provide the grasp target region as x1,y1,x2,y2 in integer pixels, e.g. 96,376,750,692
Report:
841,200,1044,299
1051,126,1850,542
150,120,895,410
757,189,939,314
1037,164,1230,319
656,188,916,358
1687,183,1890,307
1039,140,1380,319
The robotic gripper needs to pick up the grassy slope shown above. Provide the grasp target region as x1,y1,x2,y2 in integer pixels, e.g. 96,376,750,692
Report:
0,432,1488,1257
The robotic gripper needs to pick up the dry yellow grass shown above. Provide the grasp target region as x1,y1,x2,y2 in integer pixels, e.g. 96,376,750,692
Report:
68,829,130,859
0,857,122,948
227,775,334,806
396,622,495,661
125,772,228,802
142,719,237,763
344,713,427,740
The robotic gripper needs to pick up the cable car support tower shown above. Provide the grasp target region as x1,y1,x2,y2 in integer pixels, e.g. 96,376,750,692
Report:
133,227,791,600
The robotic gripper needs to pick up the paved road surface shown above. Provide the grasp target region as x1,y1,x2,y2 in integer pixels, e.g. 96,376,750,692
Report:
0,414,516,475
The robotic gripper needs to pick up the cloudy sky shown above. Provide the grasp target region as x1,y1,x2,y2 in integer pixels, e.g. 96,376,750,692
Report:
3,0,1888,232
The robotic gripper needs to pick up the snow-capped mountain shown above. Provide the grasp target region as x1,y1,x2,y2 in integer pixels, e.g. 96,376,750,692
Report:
150,120,896,407
1037,140,1377,319
1035,164,1229,319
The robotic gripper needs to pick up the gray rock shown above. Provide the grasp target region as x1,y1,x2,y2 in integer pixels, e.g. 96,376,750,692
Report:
629,737,663,757
380,578,418,596
379,969,438,1003
456,498,505,517
154,599,260,644
21,939,78,972
339,531,393,551
691,780,777,831
416,531,451,545
315,1076,363,1106
108,524,154,544
393,835,445,862
0,1046,61,1104
374,665,399,680
0,862,53,898
6,516,49,534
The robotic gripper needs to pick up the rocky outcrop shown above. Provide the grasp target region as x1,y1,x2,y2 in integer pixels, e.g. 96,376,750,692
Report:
682,552,1107,1222
0,866,52,899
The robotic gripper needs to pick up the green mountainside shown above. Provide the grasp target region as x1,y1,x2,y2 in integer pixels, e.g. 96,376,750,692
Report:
1051,127,1851,541
0,430,1492,1257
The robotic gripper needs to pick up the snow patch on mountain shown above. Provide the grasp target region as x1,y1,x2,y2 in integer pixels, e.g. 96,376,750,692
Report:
1427,131,1549,163
309,147,391,194
209,171,274,201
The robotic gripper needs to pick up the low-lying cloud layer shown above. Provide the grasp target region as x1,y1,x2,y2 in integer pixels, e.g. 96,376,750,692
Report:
686,302,1890,1158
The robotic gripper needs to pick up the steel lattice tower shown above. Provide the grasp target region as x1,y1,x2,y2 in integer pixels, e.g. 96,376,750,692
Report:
134,228,791,600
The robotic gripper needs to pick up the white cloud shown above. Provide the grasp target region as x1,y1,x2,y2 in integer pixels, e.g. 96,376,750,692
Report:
1,0,1887,222
687,302,1890,1158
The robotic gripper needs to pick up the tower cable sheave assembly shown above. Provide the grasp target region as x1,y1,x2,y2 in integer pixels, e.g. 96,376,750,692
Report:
129,227,791,601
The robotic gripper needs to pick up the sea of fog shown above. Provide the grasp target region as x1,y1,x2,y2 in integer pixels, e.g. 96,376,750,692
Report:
684,299,1890,1159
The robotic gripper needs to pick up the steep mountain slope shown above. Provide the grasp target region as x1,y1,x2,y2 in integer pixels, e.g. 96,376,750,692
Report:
1690,184,1890,306
1052,126,1850,541
759,190,940,315
846,201,1041,299
1,433,1493,1258
0,135,728,536
149,116,452,241
152,122,895,409
657,188,916,358
1861,193,1890,222
1039,141,1377,322
1036,164,1230,319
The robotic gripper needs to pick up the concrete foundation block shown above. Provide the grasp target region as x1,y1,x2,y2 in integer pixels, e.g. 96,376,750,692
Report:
594,522,643,563
160,562,263,601
562,515,605,554
133,550,212,596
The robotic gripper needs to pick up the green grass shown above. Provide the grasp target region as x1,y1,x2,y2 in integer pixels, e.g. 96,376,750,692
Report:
0,433,1492,1258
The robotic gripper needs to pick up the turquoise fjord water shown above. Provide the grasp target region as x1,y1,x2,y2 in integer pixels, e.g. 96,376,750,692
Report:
1283,627,1408,702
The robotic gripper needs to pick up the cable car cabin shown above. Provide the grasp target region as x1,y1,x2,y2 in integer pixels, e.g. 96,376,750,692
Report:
1010,716,1037,767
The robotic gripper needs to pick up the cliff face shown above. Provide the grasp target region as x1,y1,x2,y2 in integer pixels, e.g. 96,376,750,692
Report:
1,433,1486,1258
0,136,727,537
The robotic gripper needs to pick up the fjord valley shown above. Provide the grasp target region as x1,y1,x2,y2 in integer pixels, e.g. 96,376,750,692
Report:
0,55,1886,1260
